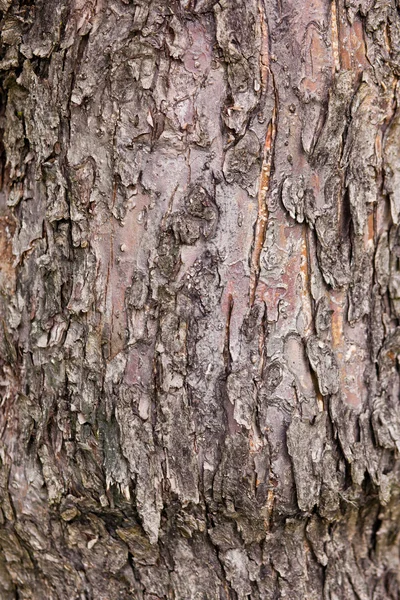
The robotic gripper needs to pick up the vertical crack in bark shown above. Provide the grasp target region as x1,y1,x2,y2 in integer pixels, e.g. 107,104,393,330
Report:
223,294,234,374
222,293,240,436
103,181,118,358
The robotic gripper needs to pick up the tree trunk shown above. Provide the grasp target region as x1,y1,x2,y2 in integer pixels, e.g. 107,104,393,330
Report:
0,0,400,598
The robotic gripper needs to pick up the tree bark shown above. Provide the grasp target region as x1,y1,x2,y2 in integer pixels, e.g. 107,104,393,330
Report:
0,0,400,598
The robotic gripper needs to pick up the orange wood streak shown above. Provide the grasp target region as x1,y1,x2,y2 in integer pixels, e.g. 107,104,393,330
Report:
337,6,368,74
258,0,269,95
330,289,345,351
330,0,340,73
330,291,348,402
248,1,275,307
0,216,16,295
264,488,274,531
365,211,375,248
330,289,365,407
300,226,313,338
349,19,368,72
249,102,277,307
383,21,391,55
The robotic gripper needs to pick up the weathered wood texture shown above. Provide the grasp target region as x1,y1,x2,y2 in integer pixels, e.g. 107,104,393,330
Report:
0,0,400,598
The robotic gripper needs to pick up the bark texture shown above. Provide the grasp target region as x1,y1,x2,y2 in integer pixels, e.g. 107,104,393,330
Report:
1,0,400,598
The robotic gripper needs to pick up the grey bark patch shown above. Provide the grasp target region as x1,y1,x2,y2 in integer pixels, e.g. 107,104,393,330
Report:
280,176,306,223
223,131,261,194
306,336,339,396
312,70,355,168
287,413,327,513
227,369,256,429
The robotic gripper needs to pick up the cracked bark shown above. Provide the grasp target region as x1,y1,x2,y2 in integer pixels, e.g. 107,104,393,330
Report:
1,0,400,598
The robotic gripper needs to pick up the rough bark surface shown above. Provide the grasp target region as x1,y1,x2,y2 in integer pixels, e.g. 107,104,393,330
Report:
0,0,400,598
